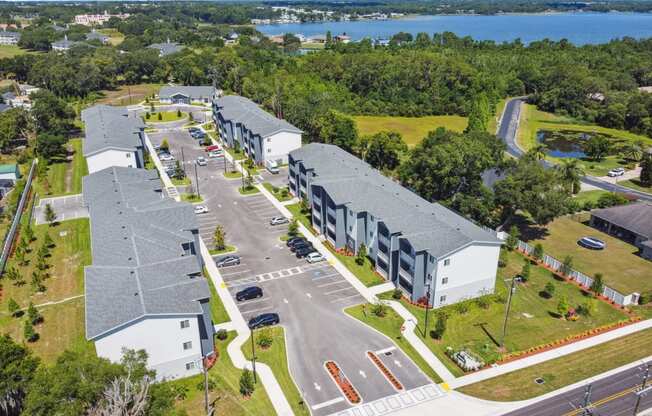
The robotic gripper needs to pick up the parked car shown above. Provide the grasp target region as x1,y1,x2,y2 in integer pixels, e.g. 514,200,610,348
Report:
236,286,263,301
216,255,240,267
265,159,280,174
286,236,306,247
270,216,289,226
607,167,625,177
196,156,207,166
295,246,316,258
159,154,175,162
248,313,279,329
188,127,200,134
306,252,325,263
205,145,220,153
194,205,209,214
290,241,312,252
208,150,222,158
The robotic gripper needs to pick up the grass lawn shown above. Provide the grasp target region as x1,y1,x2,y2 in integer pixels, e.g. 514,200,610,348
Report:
285,203,313,233
619,179,652,193
521,216,652,295
263,183,293,202
146,111,187,123
354,115,467,147
34,138,87,198
238,186,260,196
242,327,309,416
0,218,93,362
0,45,31,59
98,28,124,46
345,305,443,383
458,327,652,401
181,193,204,203
572,190,611,206
96,83,163,106
380,249,629,376
209,245,237,256
171,331,275,416
172,177,191,186
206,277,230,325
223,170,243,179
225,146,247,161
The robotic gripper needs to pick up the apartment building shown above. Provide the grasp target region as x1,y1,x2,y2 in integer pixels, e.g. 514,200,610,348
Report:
0,30,20,45
289,143,502,307
82,105,146,174
159,85,215,105
83,167,214,380
213,95,302,165
74,11,130,26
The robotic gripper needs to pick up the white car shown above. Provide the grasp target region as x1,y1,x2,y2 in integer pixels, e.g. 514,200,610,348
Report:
208,150,223,158
194,205,209,214
607,167,625,177
196,157,207,166
270,216,289,226
306,252,325,263
159,154,175,162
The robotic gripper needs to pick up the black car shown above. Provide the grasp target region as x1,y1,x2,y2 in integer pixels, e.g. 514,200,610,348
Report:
295,246,316,258
286,237,306,247
248,313,279,329
236,286,263,301
290,241,312,252
216,255,241,267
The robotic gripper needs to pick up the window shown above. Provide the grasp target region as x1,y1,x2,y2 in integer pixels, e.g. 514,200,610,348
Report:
370,215,374,221
182,341,192,350
442,277,449,285
439,295,447,303
185,362,195,370
267,138,271,142
349,225,353,232
349,211,353,217
444,259,451,266
429,255,435,263
180,319,190,329
267,148,271,153
370,231,373,237
126,153,131,158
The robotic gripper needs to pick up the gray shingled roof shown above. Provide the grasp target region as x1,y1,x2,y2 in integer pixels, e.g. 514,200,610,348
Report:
0,103,10,113
215,95,302,138
86,31,109,43
51,37,80,49
591,202,652,240
83,167,208,339
292,143,501,257
81,105,145,157
160,86,214,101
148,41,184,56
0,31,20,40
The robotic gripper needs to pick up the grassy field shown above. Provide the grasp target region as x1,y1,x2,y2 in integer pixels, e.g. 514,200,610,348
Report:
517,103,652,176
146,111,187,123
620,179,652,193
98,28,124,46
521,216,652,295
285,203,314,234
353,115,467,146
33,139,88,198
242,327,309,416
572,190,612,206
345,304,443,382
0,218,93,362
172,331,275,416
224,170,243,179
96,83,163,106
380,249,629,376
263,183,293,202
0,45,31,59
238,186,260,196
459,327,652,401
206,277,230,325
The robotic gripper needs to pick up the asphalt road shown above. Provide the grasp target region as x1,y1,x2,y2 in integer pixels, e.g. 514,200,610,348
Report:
147,130,434,416
505,361,652,416
498,98,652,202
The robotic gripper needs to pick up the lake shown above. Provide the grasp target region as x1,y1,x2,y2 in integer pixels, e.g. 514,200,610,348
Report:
257,12,652,45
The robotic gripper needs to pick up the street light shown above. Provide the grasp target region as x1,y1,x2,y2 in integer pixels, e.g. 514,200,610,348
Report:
423,283,431,339
194,356,210,415
250,327,257,384
500,276,519,348
194,163,200,198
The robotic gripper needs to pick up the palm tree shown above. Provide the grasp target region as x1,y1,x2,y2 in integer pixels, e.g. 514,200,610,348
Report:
621,143,642,162
527,143,548,161
557,159,585,194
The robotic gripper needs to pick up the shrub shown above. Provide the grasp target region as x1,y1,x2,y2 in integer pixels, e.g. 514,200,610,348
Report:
543,282,556,298
597,192,628,208
256,330,273,349
498,250,507,268
356,243,367,265
520,260,530,282
24,320,38,342
590,273,605,296
197,377,216,392
557,296,570,318
176,109,182,118
454,300,470,314
561,255,573,276
639,292,652,305
506,226,519,251
371,302,388,317
578,299,597,317
475,296,491,310
216,329,228,340
239,369,255,396
27,302,42,325
145,112,150,119
430,311,449,340
287,219,298,237
7,298,20,317
392,289,402,300
532,243,544,262
157,112,162,121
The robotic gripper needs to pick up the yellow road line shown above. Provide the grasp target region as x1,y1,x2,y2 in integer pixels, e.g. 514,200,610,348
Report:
562,384,641,416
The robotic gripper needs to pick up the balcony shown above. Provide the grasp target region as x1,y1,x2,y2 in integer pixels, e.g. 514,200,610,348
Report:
312,209,321,221
398,266,413,282
378,241,389,255
327,206,336,218
377,249,388,263
378,233,390,247
327,221,336,234
399,250,414,267
399,261,413,278
313,194,321,206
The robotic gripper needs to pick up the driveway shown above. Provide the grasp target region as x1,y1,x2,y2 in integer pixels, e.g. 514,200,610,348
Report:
148,130,437,416
34,194,88,225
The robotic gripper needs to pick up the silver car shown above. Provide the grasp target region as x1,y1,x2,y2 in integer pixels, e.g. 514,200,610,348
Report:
270,216,289,226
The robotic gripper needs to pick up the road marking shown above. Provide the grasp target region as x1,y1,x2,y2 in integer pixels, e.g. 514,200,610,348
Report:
283,298,289,304
218,204,222,208
359,370,367,378
375,346,396,355
394,360,402,368
311,397,344,410
237,298,266,305
241,305,273,315
561,383,643,416
312,272,341,281
221,269,251,277
313,382,321,391
306,293,312,299
330,294,363,303
324,287,355,296
316,280,347,288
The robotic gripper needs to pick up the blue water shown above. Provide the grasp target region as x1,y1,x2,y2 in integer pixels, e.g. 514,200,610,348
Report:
257,12,652,45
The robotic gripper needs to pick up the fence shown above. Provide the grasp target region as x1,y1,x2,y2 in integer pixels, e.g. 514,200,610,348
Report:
0,159,37,275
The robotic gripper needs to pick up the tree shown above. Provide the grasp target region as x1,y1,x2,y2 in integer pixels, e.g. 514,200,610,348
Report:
579,299,597,317
30,90,75,135
640,150,652,186
465,92,491,133
43,232,54,248
23,321,37,343
561,255,574,276
590,273,605,296
157,112,162,121
532,243,544,262
27,303,42,325
23,225,35,243
0,334,40,416
315,110,358,152
8,298,20,317
239,369,255,396
526,143,548,161
358,131,407,171
282,33,301,53
287,218,298,237
520,260,530,282
557,296,570,318
35,256,48,272
31,271,45,293
0,108,31,152
430,311,448,340
505,225,519,251
356,243,367,265
160,139,169,153
36,134,67,162
544,282,556,298
44,203,57,226
584,135,611,162
213,224,225,250
556,159,584,195
176,109,182,118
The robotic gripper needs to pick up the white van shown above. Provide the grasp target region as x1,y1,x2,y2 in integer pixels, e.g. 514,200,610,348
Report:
265,159,279,174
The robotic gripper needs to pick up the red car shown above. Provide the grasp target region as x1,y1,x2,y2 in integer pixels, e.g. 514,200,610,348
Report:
205,145,220,152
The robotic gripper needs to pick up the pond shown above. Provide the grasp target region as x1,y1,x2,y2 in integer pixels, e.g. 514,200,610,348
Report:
536,130,624,159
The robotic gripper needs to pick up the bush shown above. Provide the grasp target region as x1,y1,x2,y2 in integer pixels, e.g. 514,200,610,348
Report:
590,273,605,296
520,260,531,282
371,302,388,317
532,243,544,262
506,226,519,251
430,311,449,340
355,243,367,265
216,329,228,340
197,377,216,392
454,300,470,314
392,288,402,300
543,282,556,298
157,112,162,121
239,369,255,396
578,299,597,317
639,291,652,305
256,330,273,349
475,296,491,310
597,193,628,208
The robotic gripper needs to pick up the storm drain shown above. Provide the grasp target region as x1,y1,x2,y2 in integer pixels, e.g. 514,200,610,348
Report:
534,377,545,385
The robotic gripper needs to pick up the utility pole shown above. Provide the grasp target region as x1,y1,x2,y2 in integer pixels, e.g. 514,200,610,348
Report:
580,384,593,416
634,385,651,415
250,328,257,383
181,147,186,176
194,163,200,198
642,363,650,390
500,277,518,348
423,283,431,338
202,358,209,415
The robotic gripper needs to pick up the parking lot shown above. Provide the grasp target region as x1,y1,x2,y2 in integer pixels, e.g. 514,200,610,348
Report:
148,129,435,416
34,194,88,225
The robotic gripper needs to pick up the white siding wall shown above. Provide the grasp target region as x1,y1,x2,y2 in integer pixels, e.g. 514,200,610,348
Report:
94,315,203,380
433,244,500,307
87,149,137,174
264,131,302,164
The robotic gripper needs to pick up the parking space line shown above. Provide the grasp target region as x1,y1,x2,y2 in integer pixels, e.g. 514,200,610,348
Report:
311,272,341,281
316,280,347,288
236,298,267,305
330,294,363,303
240,305,273,315
221,269,251,276
324,287,356,296
311,397,345,410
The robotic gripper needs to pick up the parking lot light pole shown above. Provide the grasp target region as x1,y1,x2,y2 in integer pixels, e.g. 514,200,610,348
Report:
500,277,518,348
195,356,210,415
423,283,431,339
250,328,257,383
194,164,200,198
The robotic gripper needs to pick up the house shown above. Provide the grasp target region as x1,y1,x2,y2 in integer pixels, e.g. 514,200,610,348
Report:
86,30,110,44
0,30,20,45
51,35,80,51
213,95,302,165
335,33,351,43
1,91,30,110
590,202,652,260
0,164,20,197
148,39,184,57
74,11,130,26
307,34,327,43
83,166,214,380
18,84,39,96
288,143,503,307
159,86,215,105
81,105,146,174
